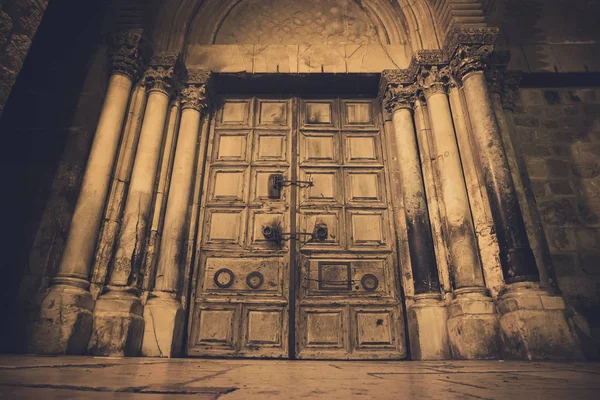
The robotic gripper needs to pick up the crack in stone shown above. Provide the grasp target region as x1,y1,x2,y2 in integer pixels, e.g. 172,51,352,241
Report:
0,382,238,396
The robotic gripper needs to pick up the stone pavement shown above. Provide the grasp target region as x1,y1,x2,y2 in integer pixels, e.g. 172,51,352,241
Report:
0,356,599,399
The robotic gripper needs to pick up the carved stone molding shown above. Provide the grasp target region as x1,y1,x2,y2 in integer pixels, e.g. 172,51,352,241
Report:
143,52,186,97
110,29,152,81
445,27,499,82
381,82,418,113
418,65,452,98
181,69,212,112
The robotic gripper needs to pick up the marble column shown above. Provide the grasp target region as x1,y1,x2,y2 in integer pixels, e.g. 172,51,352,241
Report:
380,72,449,360
142,70,211,357
453,47,582,359
29,30,150,354
88,53,184,356
419,64,499,359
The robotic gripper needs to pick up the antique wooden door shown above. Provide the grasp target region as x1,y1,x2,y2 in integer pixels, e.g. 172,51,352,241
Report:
187,96,406,359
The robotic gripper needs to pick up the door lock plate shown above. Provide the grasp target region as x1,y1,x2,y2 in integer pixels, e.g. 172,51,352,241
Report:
268,174,314,199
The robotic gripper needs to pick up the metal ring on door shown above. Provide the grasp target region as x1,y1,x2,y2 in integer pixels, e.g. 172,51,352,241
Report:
246,271,264,289
361,274,379,292
214,268,235,288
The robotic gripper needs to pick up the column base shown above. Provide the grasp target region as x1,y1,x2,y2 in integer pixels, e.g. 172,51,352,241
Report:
407,293,451,360
498,282,584,360
28,280,94,354
447,288,500,359
87,288,144,356
141,292,184,357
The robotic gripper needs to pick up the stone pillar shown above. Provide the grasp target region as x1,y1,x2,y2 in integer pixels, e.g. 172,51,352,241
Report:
88,53,184,356
142,70,211,357
380,71,449,360
450,37,582,358
419,64,499,359
29,30,150,354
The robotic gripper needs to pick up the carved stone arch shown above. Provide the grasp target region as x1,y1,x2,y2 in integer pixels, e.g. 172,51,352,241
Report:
149,0,443,55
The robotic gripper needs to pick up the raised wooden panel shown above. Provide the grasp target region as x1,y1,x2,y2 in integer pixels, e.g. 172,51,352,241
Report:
342,100,376,128
303,258,390,296
257,100,289,127
248,209,287,249
345,169,385,205
354,309,395,348
303,309,344,347
344,134,381,164
347,210,388,249
254,132,288,162
246,308,283,345
213,132,250,163
208,167,248,203
299,132,339,165
250,167,289,203
195,306,237,349
299,209,343,249
302,100,337,128
204,208,245,246
299,168,342,205
218,100,251,127
200,257,283,295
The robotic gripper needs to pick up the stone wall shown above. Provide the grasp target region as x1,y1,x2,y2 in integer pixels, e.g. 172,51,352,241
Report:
0,0,49,117
0,0,111,352
514,86,600,347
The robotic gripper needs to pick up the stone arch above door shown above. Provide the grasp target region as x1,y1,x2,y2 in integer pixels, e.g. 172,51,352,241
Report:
149,0,444,73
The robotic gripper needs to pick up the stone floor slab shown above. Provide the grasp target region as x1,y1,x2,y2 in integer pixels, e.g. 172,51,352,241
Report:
0,356,598,399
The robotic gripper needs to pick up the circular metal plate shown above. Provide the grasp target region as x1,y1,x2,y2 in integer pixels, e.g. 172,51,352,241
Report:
361,274,379,292
246,271,264,289
214,268,235,288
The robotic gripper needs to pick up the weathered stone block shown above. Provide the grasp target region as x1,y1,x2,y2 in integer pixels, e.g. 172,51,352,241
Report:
28,284,94,354
0,11,13,48
406,296,450,361
538,198,579,226
3,33,32,70
447,314,500,359
142,294,185,357
500,309,583,360
87,291,144,356
544,90,562,105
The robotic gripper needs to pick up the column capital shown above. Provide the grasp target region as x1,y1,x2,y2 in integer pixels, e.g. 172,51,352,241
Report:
417,65,452,98
181,69,212,112
379,72,417,112
445,27,498,81
143,52,186,97
110,28,152,81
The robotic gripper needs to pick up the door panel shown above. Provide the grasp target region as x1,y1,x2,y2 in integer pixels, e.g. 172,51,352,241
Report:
188,96,406,359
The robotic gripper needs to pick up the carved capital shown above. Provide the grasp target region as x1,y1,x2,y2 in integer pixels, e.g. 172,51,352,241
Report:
181,69,211,112
418,65,452,97
444,27,499,81
110,29,152,81
143,52,185,97
383,83,417,112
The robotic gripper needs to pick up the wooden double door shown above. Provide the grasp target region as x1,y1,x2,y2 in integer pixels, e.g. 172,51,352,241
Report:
187,96,406,359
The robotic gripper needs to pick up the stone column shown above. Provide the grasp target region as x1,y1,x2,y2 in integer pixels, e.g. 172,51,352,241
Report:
29,30,150,354
88,53,184,356
452,42,582,359
380,71,449,360
419,64,499,359
142,70,211,357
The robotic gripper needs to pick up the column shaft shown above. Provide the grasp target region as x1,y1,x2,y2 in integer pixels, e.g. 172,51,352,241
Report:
426,90,484,289
462,71,538,283
155,107,202,293
391,107,439,294
58,73,132,284
110,89,170,287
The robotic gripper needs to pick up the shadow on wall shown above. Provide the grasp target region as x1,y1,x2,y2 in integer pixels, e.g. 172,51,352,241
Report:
514,87,600,356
